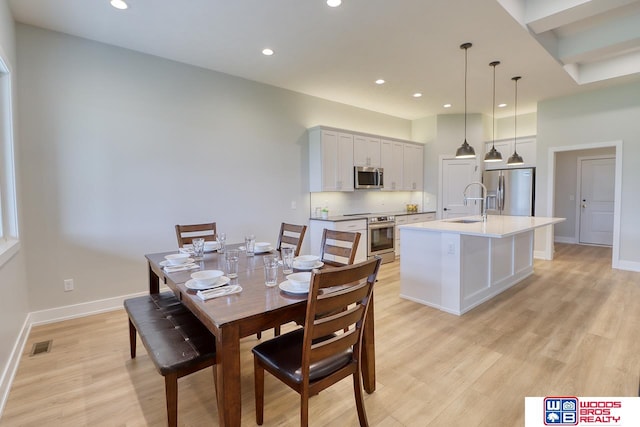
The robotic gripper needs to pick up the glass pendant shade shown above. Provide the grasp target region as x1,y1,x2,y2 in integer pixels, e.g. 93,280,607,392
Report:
507,76,524,165
484,60,502,163
456,43,476,159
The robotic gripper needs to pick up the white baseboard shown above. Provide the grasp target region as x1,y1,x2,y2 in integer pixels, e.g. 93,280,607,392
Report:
534,250,549,260
0,286,171,418
554,236,577,244
614,259,640,272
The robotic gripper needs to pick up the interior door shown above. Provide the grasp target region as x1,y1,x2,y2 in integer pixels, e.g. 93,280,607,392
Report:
579,157,614,245
441,158,479,219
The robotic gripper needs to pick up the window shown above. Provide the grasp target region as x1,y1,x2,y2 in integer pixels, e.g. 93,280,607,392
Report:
0,51,19,265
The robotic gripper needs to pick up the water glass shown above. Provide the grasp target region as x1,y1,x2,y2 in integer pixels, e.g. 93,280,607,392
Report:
245,234,256,256
225,249,240,279
281,247,294,274
263,254,279,287
216,232,227,254
192,238,205,260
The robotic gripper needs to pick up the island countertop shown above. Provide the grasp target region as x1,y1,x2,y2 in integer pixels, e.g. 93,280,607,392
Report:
398,215,565,238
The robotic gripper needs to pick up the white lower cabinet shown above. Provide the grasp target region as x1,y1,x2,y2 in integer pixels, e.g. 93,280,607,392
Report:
395,213,435,256
309,219,368,264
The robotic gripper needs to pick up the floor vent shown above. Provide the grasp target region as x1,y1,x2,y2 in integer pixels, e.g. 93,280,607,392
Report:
30,340,52,356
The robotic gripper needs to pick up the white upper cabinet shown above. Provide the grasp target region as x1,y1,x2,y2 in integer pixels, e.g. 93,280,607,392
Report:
354,135,381,167
402,143,424,191
309,128,354,192
380,139,404,191
484,137,536,170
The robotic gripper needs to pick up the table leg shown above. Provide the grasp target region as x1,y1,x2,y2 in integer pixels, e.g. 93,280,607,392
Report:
216,325,242,427
361,292,376,393
148,262,159,294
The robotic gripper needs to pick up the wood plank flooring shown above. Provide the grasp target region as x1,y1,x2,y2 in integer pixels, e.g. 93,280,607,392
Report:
2,244,639,426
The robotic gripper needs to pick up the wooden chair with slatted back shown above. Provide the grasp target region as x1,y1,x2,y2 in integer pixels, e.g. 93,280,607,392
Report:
174,222,217,247
252,257,382,427
276,222,307,256
319,229,361,267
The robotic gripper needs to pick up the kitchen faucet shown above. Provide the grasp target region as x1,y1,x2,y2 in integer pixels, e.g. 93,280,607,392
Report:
463,181,488,222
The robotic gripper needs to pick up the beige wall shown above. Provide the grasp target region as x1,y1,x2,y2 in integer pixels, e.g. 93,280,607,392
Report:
0,0,29,409
16,25,412,311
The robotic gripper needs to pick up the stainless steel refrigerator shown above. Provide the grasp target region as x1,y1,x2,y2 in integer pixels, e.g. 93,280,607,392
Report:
482,168,535,216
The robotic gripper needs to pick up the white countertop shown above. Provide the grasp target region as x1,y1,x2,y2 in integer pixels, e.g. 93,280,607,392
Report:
398,215,565,238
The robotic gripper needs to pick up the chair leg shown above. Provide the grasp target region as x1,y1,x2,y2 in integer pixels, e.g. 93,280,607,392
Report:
128,319,137,359
165,373,178,427
274,325,281,337
212,365,218,397
257,331,262,339
254,358,264,425
353,370,369,427
301,390,309,427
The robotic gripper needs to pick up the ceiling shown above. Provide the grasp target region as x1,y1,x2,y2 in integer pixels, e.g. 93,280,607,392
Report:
8,0,640,120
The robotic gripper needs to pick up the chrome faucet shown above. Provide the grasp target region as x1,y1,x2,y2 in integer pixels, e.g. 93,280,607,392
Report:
463,181,488,222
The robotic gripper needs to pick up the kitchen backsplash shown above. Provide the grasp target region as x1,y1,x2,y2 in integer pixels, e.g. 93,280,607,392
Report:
309,191,425,217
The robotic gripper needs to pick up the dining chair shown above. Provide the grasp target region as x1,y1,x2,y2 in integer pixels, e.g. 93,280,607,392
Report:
252,257,382,427
319,229,361,267
276,222,307,256
175,222,217,247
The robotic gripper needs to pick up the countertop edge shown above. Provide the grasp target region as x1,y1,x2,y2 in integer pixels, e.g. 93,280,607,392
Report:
309,211,436,222
398,216,565,238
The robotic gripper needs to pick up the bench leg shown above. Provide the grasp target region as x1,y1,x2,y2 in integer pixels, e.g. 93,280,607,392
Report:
165,372,178,427
128,319,137,359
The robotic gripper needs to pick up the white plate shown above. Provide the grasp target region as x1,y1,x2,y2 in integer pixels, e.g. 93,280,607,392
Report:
185,276,231,290
160,258,194,267
278,280,309,295
292,260,324,270
254,246,274,254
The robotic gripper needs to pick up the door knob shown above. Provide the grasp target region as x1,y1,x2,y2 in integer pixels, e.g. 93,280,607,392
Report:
582,204,587,208
443,207,449,211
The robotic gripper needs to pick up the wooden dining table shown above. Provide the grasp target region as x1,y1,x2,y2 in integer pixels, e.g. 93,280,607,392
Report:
145,245,376,427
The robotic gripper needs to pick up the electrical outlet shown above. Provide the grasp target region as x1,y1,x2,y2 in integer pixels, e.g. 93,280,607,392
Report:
64,279,74,292
290,201,297,209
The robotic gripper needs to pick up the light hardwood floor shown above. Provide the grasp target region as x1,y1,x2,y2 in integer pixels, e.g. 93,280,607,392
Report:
2,244,639,426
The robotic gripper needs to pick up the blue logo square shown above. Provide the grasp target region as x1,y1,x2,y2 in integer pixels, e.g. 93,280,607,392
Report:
544,397,578,425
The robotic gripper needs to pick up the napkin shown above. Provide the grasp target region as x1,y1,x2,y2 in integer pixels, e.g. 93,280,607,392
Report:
179,247,195,255
163,263,199,273
196,285,243,301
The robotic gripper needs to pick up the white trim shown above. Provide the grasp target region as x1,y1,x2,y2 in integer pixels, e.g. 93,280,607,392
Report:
0,238,18,267
0,286,171,417
547,141,623,269
616,259,640,273
554,236,577,244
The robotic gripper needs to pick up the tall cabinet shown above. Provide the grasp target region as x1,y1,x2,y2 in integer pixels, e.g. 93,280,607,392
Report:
309,128,354,192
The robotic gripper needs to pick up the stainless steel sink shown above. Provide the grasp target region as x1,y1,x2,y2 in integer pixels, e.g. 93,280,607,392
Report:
446,219,483,224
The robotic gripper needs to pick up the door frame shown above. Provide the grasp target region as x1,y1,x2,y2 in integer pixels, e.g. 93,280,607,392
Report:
546,141,622,267
438,154,480,220
575,155,615,245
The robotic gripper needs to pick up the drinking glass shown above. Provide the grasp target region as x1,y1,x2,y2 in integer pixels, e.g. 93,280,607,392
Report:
263,254,279,287
245,234,256,256
225,249,240,279
192,238,205,260
216,232,227,254
281,247,294,274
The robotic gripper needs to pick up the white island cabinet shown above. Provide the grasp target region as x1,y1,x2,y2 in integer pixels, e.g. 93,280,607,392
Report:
399,215,564,315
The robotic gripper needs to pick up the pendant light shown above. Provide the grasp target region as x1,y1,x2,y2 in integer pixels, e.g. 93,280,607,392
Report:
484,61,503,163
455,42,476,159
507,76,524,165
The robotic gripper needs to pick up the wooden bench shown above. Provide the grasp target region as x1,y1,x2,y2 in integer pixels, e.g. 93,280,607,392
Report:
124,292,217,427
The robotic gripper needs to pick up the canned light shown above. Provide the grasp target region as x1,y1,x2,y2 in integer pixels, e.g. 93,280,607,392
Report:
262,48,274,56
110,0,128,10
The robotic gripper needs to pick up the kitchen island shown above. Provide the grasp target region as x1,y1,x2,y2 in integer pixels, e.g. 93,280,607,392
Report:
399,215,564,315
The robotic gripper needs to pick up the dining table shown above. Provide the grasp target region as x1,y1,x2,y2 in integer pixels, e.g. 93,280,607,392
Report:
145,244,377,427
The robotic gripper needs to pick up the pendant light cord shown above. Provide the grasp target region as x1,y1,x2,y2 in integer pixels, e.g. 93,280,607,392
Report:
464,45,468,141
492,63,496,148
513,76,520,152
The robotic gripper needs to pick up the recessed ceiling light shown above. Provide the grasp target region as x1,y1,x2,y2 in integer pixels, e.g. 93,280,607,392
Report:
413,93,422,98
375,79,385,85
327,0,342,7
110,0,128,10
498,103,507,108
443,103,452,108
262,48,274,56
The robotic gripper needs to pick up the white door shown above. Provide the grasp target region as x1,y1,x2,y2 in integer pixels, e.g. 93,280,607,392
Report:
441,158,479,219
579,157,614,246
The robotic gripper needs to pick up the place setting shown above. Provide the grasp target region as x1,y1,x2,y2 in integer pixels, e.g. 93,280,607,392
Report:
278,272,311,295
292,254,324,271
183,270,243,300
160,253,199,273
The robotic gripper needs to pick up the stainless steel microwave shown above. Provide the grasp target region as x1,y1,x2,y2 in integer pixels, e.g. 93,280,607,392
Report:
354,166,384,189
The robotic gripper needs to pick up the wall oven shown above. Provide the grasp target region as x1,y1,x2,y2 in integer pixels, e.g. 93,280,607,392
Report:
367,215,395,264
